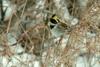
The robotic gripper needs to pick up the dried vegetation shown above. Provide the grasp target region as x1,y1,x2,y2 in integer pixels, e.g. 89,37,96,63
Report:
0,0,100,67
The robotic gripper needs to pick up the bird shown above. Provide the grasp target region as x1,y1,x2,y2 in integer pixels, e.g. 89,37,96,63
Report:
49,14,71,37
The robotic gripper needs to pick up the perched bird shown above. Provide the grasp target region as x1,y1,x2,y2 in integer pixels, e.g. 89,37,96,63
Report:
49,14,71,37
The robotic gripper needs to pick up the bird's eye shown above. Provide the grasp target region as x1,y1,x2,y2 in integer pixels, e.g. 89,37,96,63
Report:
50,18,57,24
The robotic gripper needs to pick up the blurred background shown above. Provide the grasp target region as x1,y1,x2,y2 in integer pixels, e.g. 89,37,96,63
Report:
0,0,100,67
